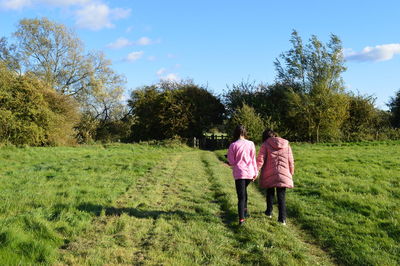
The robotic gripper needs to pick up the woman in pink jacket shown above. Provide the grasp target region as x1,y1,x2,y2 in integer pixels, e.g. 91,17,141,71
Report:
227,125,258,226
256,129,294,225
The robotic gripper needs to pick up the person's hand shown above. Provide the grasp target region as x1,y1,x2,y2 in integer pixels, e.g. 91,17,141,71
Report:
252,176,257,182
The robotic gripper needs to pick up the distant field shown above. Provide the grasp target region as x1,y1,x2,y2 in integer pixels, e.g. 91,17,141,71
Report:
0,142,399,265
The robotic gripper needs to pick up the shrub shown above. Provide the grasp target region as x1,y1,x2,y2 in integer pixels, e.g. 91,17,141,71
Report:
0,64,79,146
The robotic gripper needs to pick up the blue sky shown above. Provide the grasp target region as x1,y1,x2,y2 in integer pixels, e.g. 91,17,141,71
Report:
1,0,399,109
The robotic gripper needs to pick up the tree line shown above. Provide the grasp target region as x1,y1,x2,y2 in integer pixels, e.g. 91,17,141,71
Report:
1,18,400,146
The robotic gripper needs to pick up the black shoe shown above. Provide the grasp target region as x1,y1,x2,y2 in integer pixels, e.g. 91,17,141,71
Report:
264,210,272,218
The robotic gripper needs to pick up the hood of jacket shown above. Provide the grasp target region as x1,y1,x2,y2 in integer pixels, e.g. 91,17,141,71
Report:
266,137,288,150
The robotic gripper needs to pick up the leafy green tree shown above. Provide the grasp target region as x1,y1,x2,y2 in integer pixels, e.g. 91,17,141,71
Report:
388,89,400,128
42,87,80,145
224,81,293,137
372,110,394,140
224,81,263,116
177,82,225,137
274,30,349,142
0,63,79,145
0,37,20,72
341,94,378,141
128,85,163,141
14,18,88,95
227,104,266,143
6,17,127,143
75,112,100,144
128,80,225,141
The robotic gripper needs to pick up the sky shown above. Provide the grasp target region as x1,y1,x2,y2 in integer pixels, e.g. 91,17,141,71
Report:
1,0,399,109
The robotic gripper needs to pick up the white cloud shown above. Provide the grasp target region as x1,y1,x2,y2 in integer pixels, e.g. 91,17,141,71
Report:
107,37,131,49
147,56,156,61
125,51,144,62
1,0,90,10
136,37,151,46
156,66,180,81
1,0,131,31
132,37,158,46
345,43,400,62
167,53,175,59
156,68,166,76
107,36,157,49
75,3,130,30
1,0,31,10
41,0,90,6
161,73,180,81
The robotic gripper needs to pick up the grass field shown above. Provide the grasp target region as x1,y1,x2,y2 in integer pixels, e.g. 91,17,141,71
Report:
216,141,400,265
0,142,399,265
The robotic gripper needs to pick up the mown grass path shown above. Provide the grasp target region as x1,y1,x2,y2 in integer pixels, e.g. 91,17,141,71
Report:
60,150,335,265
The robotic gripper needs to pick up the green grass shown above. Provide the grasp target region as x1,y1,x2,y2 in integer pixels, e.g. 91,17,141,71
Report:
1,142,399,265
0,143,188,264
216,141,400,265
289,142,400,265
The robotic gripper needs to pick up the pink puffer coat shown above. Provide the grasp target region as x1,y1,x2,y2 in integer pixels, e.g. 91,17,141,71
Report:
256,137,294,188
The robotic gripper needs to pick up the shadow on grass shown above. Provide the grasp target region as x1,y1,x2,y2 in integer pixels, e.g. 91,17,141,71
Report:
200,156,248,233
201,153,269,264
77,202,194,221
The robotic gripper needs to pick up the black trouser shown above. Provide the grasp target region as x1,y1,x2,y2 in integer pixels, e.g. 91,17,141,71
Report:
235,179,251,220
266,187,286,222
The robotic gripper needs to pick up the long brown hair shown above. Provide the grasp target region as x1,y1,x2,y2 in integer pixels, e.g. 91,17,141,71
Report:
233,125,247,140
262,128,278,142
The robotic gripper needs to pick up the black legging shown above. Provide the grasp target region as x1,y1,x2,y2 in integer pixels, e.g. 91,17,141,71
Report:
235,179,251,220
266,187,287,222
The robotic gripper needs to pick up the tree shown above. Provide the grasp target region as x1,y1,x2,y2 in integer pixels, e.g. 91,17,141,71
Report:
14,18,89,95
388,89,400,128
224,81,293,137
128,85,163,141
76,52,128,142
128,80,225,141
227,104,266,143
274,30,349,142
6,17,128,143
342,94,378,141
177,82,225,137
223,81,263,117
0,37,20,72
0,63,79,146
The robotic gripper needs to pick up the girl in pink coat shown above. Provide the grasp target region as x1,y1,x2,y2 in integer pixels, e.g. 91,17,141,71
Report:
227,125,258,226
256,129,294,225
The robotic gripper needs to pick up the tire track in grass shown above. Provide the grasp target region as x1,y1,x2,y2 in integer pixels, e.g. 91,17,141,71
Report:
60,151,241,265
136,151,242,265
202,151,336,265
200,153,270,264
132,153,185,265
59,149,335,265
58,153,183,265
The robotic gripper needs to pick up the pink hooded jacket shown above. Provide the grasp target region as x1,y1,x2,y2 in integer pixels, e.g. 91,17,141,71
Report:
256,137,294,188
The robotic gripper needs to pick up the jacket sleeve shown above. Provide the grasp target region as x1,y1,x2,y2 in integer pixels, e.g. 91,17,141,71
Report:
288,145,294,176
227,143,235,166
251,142,258,177
256,143,267,171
